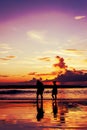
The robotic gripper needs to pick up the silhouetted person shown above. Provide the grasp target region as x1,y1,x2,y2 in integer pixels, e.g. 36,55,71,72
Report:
52,81,57,99
36,80,44,100
36,98,44,121
52,98,58,119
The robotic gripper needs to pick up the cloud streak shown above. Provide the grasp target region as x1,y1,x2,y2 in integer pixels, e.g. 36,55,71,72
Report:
0,43,12,50
27,30,49,44
38,57,51,62
0,43,12,55
0,75,9,77
74,16,86,20
27,31,44,41
0,55,16,61
64,49,85,55
28,71,57,77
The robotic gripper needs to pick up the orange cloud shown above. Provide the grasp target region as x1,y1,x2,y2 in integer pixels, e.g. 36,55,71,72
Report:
28,71,57,76
28,55,75,81
53,56,67,69
36,72,57,77
65,49,78,52
0,55,16,61
28,72,37,75
28,56,68,80
0,75,9,77
28,71,57,80
38,57,51,62
6,56,16,58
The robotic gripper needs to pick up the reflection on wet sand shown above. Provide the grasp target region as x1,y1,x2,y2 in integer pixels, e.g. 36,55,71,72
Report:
52,98,68,125
0,99,87,129
36,99,44,121
52,98,58,119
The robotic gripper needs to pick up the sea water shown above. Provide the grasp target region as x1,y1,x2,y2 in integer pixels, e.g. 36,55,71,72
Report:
0,88,87,100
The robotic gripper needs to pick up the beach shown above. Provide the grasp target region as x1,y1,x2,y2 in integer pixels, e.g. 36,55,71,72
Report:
0,100,87,130
0,88,87,130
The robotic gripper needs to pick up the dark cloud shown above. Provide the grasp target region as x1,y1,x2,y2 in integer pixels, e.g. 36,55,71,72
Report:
53,56,87,83
55,70,87,82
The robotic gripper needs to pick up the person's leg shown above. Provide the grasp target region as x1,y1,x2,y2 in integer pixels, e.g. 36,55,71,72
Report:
37,92,39,100
52,94,55,99
55,94,57,99
41,93,43,100
52,90,54,99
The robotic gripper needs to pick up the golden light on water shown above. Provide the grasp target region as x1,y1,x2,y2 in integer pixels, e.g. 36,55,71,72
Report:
0,99,87,129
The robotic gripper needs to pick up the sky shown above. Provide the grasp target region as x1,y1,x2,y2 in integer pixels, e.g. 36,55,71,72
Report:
0,0,87,84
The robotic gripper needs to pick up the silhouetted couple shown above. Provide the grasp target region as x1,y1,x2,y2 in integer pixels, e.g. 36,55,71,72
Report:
36,80,57,100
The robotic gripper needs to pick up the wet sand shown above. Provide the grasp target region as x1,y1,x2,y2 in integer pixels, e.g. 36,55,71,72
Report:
0,99,87,130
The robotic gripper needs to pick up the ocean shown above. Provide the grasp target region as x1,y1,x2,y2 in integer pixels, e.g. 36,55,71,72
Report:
0,88,87,100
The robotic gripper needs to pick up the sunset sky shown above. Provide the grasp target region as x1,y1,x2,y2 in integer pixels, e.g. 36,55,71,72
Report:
0,0,87,83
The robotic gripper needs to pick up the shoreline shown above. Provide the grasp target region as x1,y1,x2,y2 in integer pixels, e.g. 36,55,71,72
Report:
0,85,87,89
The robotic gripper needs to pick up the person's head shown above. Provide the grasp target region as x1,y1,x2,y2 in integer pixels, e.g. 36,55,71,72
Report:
37,80,40,83
53,81,56,85
37,80,40,82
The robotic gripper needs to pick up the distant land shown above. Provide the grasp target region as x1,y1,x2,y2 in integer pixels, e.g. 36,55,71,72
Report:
0,85,87,89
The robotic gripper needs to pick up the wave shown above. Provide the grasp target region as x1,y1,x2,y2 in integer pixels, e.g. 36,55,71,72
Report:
0,88,87,99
